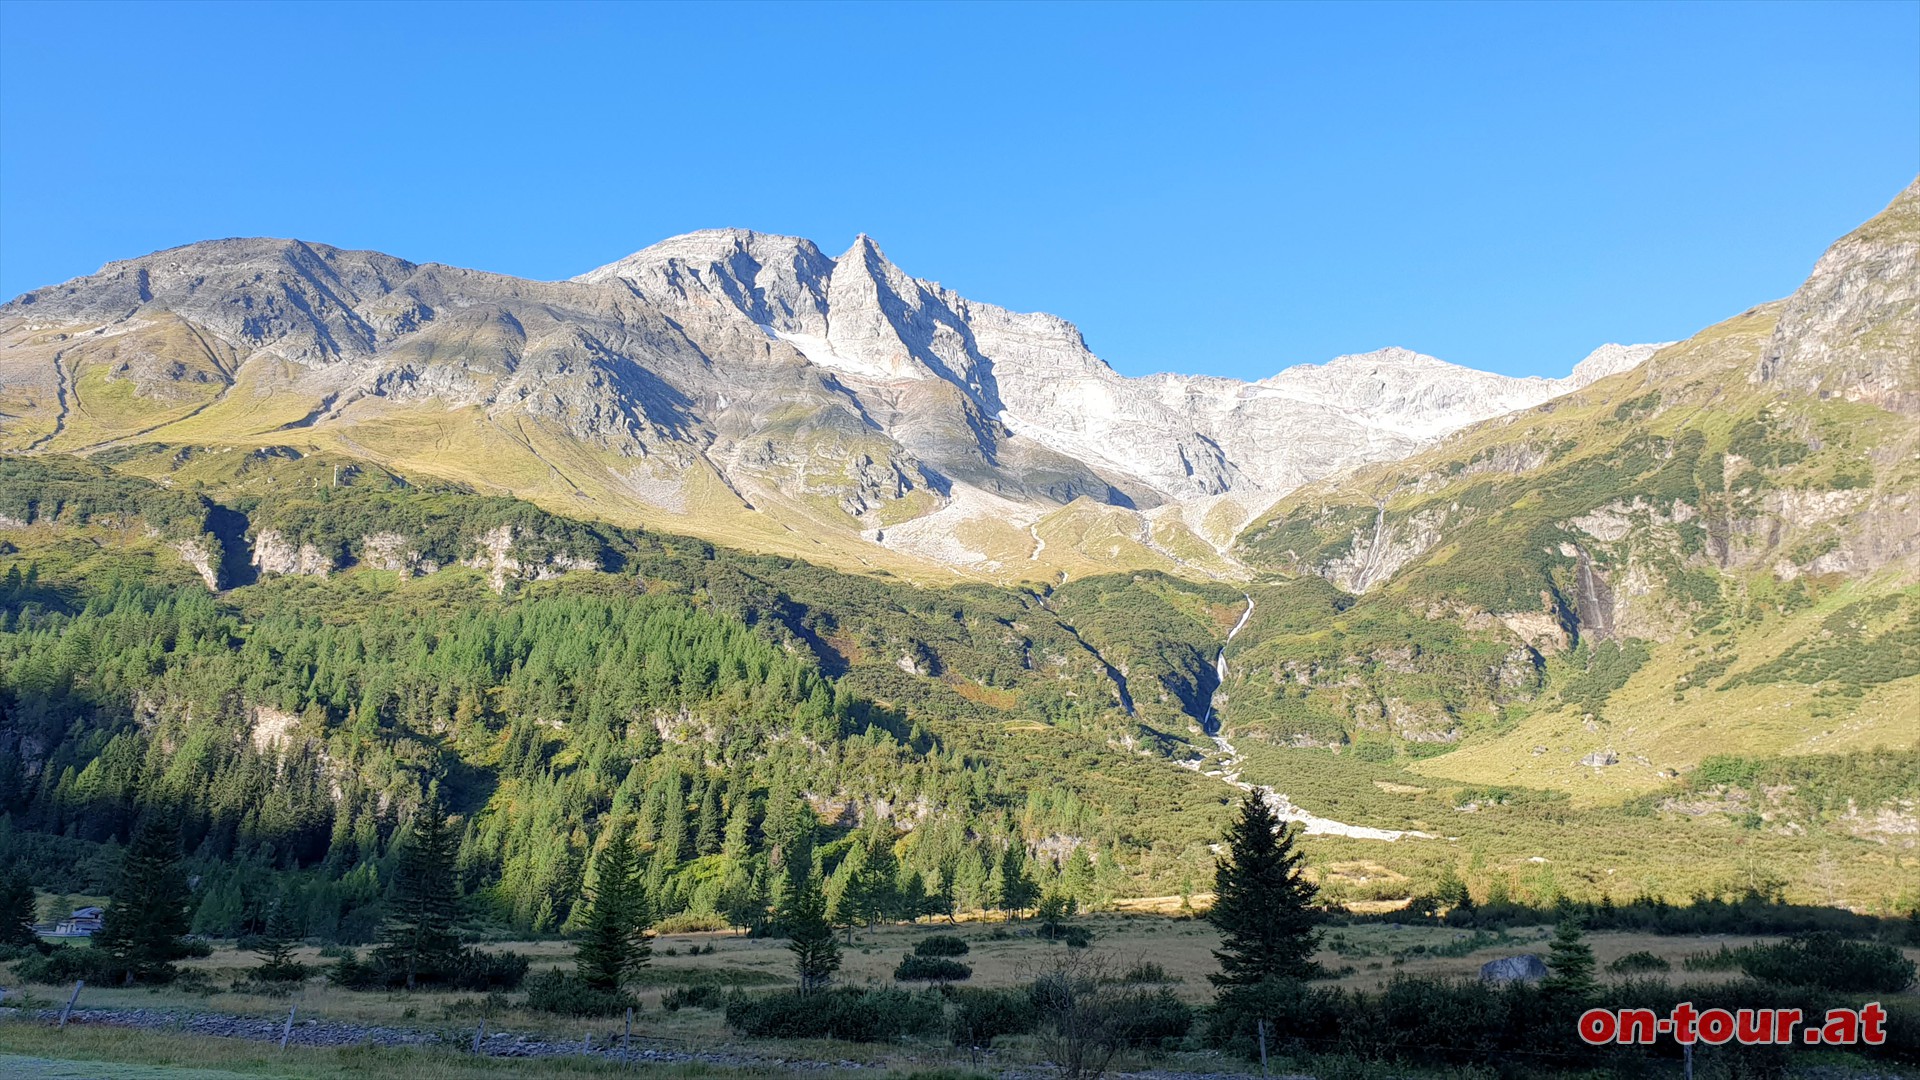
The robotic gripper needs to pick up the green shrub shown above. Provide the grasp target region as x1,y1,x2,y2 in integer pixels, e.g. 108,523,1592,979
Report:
725,988,944,1041
1680,945,1743,972
948,986,1036,1047
1105,986,1194,1048
251,960,310,983
12,945,128,986
913,934,970,957
1607,950,1670,974
651,912,729,935
894,954,972,983
524,969,636,1017
661,984,725,1011
1733,933,1915,993
327,947,528,992
455,949,530,990
1119,960,1172,984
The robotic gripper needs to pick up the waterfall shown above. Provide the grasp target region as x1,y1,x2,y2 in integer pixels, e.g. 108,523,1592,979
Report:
1187,591,1430,841
1200,593,1253,734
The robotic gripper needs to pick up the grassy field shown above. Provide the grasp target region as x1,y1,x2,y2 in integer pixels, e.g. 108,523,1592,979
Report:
11,919,1897,1025
0,1029,894,1080
4,920,1918,1078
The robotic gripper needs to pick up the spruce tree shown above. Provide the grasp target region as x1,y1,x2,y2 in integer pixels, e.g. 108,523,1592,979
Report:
996,843,1039,919
94,816,194,984
1542,917,1598,999
375,794,463,989
0,868,38,948
1037,888,1078,940
785,874,841,995
1208,793,1320,989
694,781,723,856
575,827,651,991
253,896,303,981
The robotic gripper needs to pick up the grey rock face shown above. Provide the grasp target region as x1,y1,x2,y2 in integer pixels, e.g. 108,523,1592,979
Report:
1479,954,1548,983
1756,178,1920,414
252,530,335,577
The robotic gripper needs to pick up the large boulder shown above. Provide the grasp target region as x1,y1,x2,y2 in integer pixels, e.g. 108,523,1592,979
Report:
1479,954,1548,984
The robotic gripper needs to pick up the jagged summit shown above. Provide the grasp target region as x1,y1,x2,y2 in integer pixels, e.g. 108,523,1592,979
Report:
573,228,829,285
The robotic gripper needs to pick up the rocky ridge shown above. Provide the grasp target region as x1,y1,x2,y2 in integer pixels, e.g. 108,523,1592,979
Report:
1,227,1662,578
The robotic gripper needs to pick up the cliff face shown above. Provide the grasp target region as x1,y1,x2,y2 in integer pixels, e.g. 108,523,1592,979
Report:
1756,179,1920,415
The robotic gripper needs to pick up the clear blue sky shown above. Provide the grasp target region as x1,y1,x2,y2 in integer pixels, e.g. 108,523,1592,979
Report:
1,1,1915,379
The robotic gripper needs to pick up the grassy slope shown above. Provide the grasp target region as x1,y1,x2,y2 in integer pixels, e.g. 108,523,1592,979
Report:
1224,301,1919,788
1202,294,1920,909
6,333,1213,586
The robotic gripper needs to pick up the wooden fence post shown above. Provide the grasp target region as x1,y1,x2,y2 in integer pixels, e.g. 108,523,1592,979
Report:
1257,1017,1269,1076
58,979,83,1029
280,1004,297,1049
472,1018,486,1053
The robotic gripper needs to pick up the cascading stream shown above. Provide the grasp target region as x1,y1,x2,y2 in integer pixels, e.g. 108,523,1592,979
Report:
1191,593,1431,842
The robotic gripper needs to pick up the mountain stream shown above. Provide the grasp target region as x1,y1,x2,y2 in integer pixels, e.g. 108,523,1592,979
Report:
1189,593,1430,842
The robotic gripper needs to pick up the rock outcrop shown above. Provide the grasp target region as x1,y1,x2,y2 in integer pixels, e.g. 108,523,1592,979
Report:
252,530,335,577
1756,178,1920,414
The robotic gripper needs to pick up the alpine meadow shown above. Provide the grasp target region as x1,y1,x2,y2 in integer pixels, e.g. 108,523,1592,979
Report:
0,151,1917,1078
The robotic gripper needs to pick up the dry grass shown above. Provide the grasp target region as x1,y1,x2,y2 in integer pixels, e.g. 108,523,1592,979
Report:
0,1025,871,1079
9,922,1914,1079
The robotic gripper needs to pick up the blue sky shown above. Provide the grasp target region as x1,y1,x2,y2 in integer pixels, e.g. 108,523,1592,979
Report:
1,2,1915,380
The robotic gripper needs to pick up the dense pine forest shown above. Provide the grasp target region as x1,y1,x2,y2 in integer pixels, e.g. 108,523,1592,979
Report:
0,455,1243,943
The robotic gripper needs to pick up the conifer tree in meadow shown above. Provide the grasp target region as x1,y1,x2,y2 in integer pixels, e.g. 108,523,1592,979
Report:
94,816,194,984
374,794,463,990
0,868,40,948
1208,793,1319,990
785,874,841,995
252,896,305,981
1542,917,1598,1000
575,826,651,992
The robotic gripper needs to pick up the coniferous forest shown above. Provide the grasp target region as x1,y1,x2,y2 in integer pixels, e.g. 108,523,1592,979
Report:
0,456,1239,949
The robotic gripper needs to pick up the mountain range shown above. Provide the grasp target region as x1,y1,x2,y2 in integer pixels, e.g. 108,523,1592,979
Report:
1,226,1664,579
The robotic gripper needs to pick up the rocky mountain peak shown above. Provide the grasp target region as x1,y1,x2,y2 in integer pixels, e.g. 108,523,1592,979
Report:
1568,342,1665,386
1754,176,1920,413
